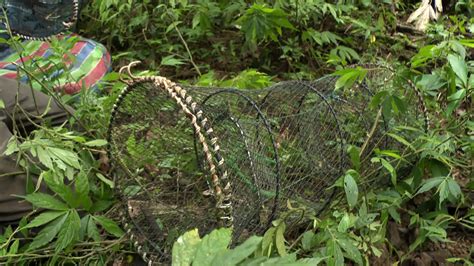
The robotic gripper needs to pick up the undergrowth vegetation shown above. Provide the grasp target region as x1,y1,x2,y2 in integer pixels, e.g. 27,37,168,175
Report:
0,0,473,265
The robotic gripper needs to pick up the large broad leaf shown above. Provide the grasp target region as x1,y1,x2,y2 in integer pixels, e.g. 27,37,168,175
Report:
211,236,262,266
172,229,202,266
344,171,359,209
447,54,468,87
336,234,363,265
193,228,232,265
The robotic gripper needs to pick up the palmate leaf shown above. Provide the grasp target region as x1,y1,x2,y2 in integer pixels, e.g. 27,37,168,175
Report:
42,171,75,207
236,4,294,47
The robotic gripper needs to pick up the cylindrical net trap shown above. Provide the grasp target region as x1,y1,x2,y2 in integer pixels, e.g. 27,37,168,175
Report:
107,64,428,264
107,77,234,264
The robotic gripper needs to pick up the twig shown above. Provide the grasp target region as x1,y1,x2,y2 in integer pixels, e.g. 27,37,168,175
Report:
359,107,383,157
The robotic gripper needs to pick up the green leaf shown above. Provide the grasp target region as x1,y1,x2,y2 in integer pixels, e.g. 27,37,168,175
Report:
447,178,461,200
416,177,444,195
447,54,468,86
76,171,92,211
8,239,19,255
297,257,326,265
337,213,352,233
161,55,185,67
193,228,232,265
301,231,315,251
0,99,5,109
338,236,363,265
236,4,294,47
387,133,416,151
347,146,360,171
446,89,466,114
380,158,397,185
48,147,81,169
172,229,202,266
93,216,124,237
42,171,75,207
344,172,359,209
83,139,108,147
261,227,276,256
55,210,81,252
369,91,389,109
96,173,115,189
326,239,344,266
29,213,68,250
275,222,287,256
36,147,53,169
23,211,65,229
211,236,262,266
25,193,69,211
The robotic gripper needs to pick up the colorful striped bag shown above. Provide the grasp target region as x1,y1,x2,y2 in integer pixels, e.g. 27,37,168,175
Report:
0,34,111,94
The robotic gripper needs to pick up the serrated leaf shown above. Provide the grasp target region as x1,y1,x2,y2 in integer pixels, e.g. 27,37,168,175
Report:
8,239,19,255
55,210,81,252
25,193,69,211
172,229,202,266
86,216,102,242
29,213,68,250
48,147,81,169
93,216,124,238
161,55,185,66
75,171,92,211
37,147,53,169
42,171,75,207
23,211,65,229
